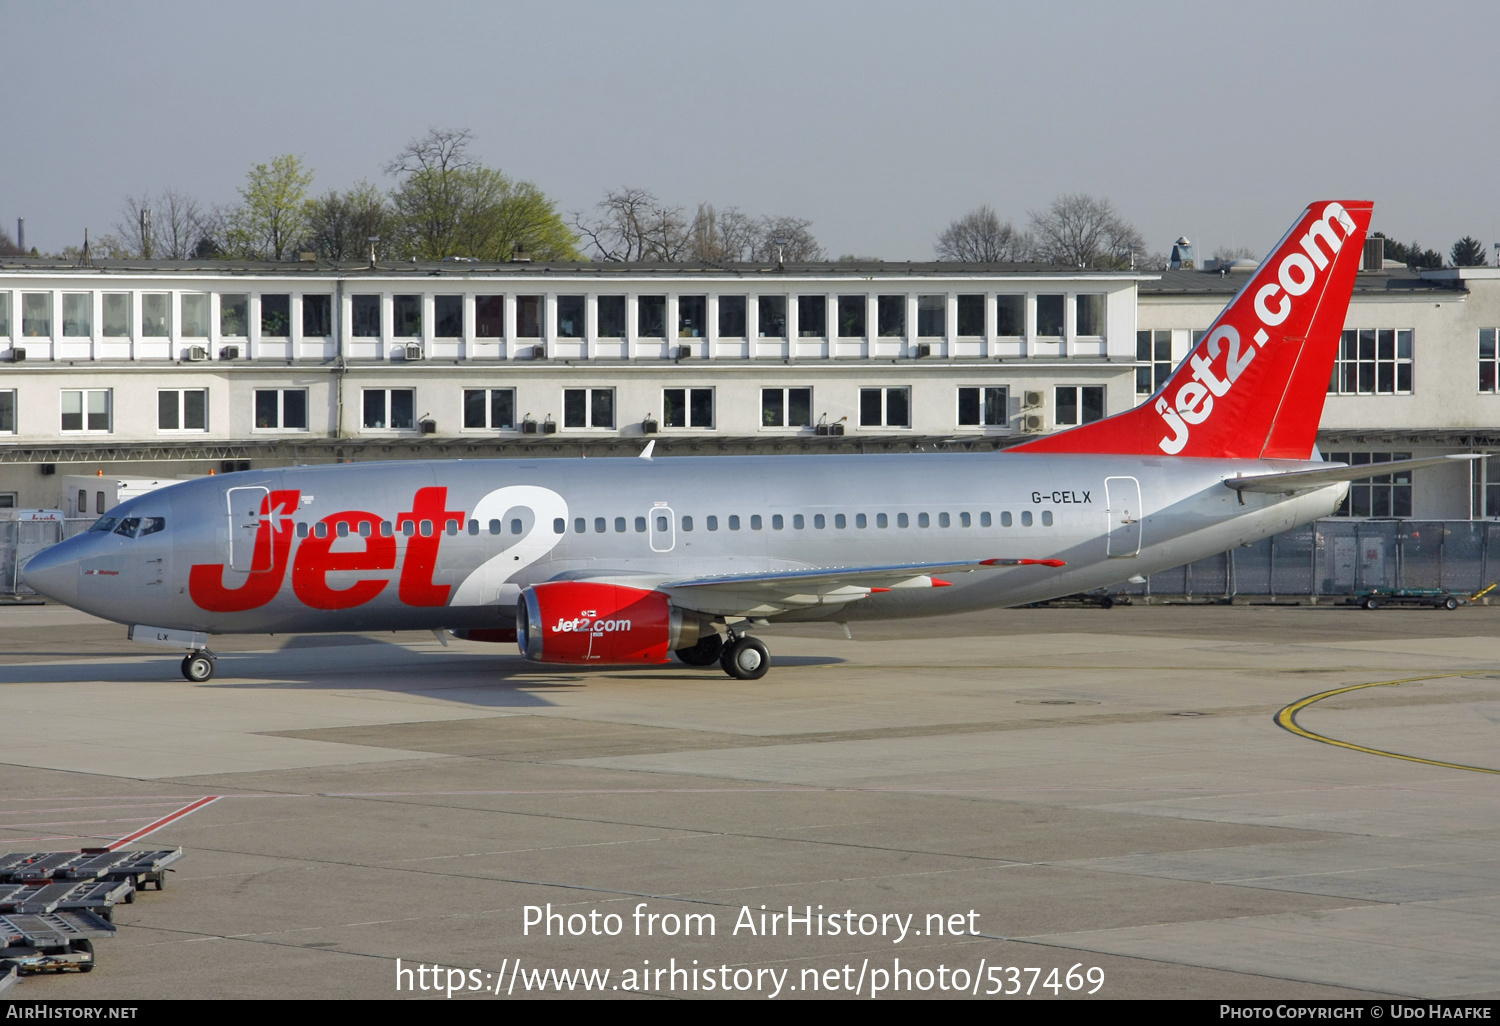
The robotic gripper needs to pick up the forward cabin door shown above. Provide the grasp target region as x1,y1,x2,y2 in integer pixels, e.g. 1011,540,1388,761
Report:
1105,476,1142,558
227,486,270,572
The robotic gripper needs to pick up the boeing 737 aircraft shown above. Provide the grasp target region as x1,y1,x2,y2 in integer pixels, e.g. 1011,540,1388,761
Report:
23,200,1470,683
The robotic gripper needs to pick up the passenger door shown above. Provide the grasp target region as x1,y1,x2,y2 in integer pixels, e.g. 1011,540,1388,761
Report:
227,486,271,572
1105,476,1142,558
649,504,675,553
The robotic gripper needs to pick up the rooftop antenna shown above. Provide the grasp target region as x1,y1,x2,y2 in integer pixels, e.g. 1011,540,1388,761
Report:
139,208,152,259
772,236,790,270
367,236,379,269
77,229,93,268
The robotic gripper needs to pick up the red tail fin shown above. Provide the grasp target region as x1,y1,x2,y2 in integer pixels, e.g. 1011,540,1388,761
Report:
1011,200,1372,460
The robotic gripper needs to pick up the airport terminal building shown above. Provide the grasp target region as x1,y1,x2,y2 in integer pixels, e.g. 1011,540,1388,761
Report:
1,252,1497,521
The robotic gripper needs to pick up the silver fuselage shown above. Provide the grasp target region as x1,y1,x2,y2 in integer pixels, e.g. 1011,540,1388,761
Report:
22,452,1345,635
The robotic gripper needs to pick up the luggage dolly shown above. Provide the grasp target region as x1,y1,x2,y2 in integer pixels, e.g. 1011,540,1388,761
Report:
0,910,114,975
0,879,135,922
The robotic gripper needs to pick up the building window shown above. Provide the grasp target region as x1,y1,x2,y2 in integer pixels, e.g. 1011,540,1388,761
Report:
678,296,706,338
63,294,91,337
957,295,984,337
758,296,786,338
1474,455,1500,518
556,295,584,339
476,295,504,337
182,294,210,338
1076,294,1105,336
860,387,910,428
0,294,8,336
597,295,626,337
61,389,111,433
22,293,51,337
1330,329,1412,395
158,389,208,431
1327,451,1412,517
102,293,130,337
837,295,865,337
563,388,614,429
303,295,332,337
917,295,946,338
1476,329,1500,394
958,386,1008,427
0,390,15,433
510,295,539,338
996,294,1024,336
1055,386,1105,426
762,387,812,428
798,296,826,338
1036,295,1065,337
718,295,746,338
877,295,905,337
463,388,515,430
137,293,169,337
254,388,308,430
258,294,288,337
393,295,421,338
220,294,248,337
0,493,14,509
637,296,666,338
663,387,713,428
1136,330,1172,396
363,388,415,430
351,295,381,337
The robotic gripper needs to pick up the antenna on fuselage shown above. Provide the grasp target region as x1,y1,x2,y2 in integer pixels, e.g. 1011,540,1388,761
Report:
639,440,655,461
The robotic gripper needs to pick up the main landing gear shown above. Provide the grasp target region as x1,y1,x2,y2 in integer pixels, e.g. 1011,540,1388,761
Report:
673,631,771,680
181,650,216,683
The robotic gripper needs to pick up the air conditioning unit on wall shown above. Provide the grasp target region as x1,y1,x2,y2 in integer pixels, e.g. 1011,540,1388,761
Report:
402,343,424,361
218,345,240,360
1023,390,1045,409
185,345,208,361
1022,413,1046,433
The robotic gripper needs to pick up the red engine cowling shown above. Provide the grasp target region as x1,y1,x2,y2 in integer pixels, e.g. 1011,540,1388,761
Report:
517,582,694,665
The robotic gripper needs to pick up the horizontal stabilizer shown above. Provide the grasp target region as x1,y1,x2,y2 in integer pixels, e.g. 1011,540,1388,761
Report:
1224,455,1479,494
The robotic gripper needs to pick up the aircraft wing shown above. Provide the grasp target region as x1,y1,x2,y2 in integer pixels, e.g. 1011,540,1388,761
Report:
1224,455,1479,495
657,558,1066,616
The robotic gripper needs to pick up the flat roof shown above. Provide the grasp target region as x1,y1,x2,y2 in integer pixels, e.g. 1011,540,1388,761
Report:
1140,267,1465,297
0,257,1154,280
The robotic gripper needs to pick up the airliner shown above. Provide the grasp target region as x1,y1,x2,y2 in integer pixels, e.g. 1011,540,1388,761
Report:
22,200,1467,683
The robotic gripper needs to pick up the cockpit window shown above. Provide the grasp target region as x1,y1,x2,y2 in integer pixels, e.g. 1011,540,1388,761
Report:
109,516,166,539
89,517,120,534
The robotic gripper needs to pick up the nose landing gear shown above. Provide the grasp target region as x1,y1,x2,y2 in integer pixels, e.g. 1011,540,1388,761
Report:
181,650,216,683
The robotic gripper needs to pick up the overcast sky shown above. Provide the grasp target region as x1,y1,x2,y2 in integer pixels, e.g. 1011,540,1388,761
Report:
5,0,1498,262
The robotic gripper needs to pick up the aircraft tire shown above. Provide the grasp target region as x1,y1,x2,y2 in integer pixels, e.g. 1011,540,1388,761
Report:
182,652,215,683
675,633,725,666
720,636,770,680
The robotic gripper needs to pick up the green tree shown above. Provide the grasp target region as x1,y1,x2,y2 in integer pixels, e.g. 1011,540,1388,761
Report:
224,155,314,260
1374,234,1443,270
1451,235,1489,267
386,128,579,261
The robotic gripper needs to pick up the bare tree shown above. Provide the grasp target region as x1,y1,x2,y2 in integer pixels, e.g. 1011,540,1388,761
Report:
1027,193,1145,268
752,215,823,262
935,205,1029,262
1211,245,1259,262
0,228,24,256
685,203,761,262
304,182,390,260
572,187,690,261
114,189,208,259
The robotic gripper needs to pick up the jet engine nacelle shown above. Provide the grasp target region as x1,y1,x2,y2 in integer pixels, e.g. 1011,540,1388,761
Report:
516,582,700,665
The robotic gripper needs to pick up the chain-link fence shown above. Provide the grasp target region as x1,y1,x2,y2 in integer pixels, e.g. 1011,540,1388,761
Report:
4,519,1500,600
1114,520,1500,598
1,519,91,596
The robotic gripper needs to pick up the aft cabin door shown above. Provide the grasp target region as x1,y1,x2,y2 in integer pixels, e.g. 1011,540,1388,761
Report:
1105,476,1142,558
227,486,271,572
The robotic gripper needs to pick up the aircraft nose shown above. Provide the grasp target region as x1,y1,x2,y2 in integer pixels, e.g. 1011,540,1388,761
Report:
20,538,80,606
